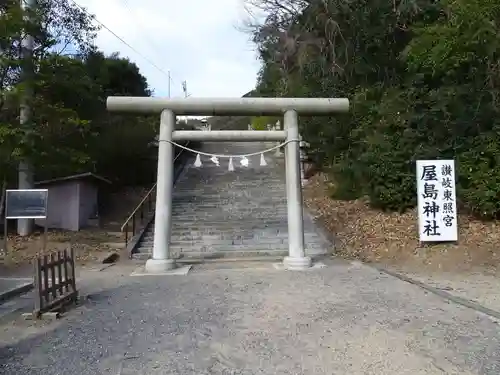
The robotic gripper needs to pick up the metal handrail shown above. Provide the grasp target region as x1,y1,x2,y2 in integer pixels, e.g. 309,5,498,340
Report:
120,183,157,233
120,142,189,246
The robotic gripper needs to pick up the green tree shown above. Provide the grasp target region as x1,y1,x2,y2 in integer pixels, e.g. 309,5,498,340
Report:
0,0,159,192
31,51,158,186
0,0,98,178
0,0,98,216
246,0,500,218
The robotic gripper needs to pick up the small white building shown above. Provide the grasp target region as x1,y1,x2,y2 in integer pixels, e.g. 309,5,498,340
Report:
34,172,111,231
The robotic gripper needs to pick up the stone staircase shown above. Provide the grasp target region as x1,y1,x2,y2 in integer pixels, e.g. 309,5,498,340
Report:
132,141,331,259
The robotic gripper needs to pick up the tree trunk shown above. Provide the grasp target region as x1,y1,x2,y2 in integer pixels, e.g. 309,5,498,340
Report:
0,176,7,219
0,176,7,250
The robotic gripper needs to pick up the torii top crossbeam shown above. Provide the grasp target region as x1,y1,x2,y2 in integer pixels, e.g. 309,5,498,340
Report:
106,97,349,116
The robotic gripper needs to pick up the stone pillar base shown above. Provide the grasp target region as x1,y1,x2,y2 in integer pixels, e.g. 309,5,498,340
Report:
145,258,176,273
283,256,312,270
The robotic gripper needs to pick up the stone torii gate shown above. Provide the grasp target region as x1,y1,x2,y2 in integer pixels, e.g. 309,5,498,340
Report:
106,97,349,272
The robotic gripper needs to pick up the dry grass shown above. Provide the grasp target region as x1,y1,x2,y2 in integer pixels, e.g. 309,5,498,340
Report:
0,228,122,267
303,173,500,273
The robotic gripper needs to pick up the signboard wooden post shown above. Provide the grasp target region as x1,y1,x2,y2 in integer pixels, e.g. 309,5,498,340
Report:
4,189,49,252
416,160,458,242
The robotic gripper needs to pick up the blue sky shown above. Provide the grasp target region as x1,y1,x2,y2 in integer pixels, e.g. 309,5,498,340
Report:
76,0,262,98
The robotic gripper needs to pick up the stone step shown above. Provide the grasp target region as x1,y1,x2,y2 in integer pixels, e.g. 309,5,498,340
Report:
171,202,287,207
142,232,322,242
147,220,290,227
175,179,285,185
167,226,288,232
172,196,287,201
174,185,286,191
170,211,288,217
138,243,324,253
141,241,322,249
172,197,287,202
171,215,288,222
139,236,324,248
161,226,290,233
131,249,299,261
171,199,288,205
145,219,318,230
168,216,289,222
135,241,325,254
139,242,289,251
174,185,284,192
183,179,283,183
132,246,326,259
136,245,288,253
170,211,289,217
144,223,293,232
170,206,289,211
169,226,293,233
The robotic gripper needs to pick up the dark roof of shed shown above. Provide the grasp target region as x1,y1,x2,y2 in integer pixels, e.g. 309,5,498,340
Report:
34,172,112,186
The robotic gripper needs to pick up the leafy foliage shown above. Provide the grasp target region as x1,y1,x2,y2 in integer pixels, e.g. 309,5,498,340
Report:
251,116,281,130
0,0,164,190
247,0,500,219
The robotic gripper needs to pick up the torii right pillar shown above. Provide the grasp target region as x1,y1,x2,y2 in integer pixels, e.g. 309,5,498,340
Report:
282,110,310,270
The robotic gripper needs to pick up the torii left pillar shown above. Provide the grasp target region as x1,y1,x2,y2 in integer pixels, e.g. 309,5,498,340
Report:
147,109,176,272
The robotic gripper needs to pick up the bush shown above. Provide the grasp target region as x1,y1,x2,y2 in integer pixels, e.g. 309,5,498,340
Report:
456,134,500,219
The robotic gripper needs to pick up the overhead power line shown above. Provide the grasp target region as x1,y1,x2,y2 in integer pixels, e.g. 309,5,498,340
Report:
119,0,177,96
69,0,173,88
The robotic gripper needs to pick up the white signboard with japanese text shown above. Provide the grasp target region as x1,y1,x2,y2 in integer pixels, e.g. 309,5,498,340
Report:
416,160,458,242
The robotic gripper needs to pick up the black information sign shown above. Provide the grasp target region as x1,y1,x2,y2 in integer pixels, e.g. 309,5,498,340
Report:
5,189,48,219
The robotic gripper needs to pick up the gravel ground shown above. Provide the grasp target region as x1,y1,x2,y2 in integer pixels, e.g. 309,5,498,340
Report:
0,259,499,375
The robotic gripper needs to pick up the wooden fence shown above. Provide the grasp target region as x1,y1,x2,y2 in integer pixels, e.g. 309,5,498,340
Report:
33,247,78,318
